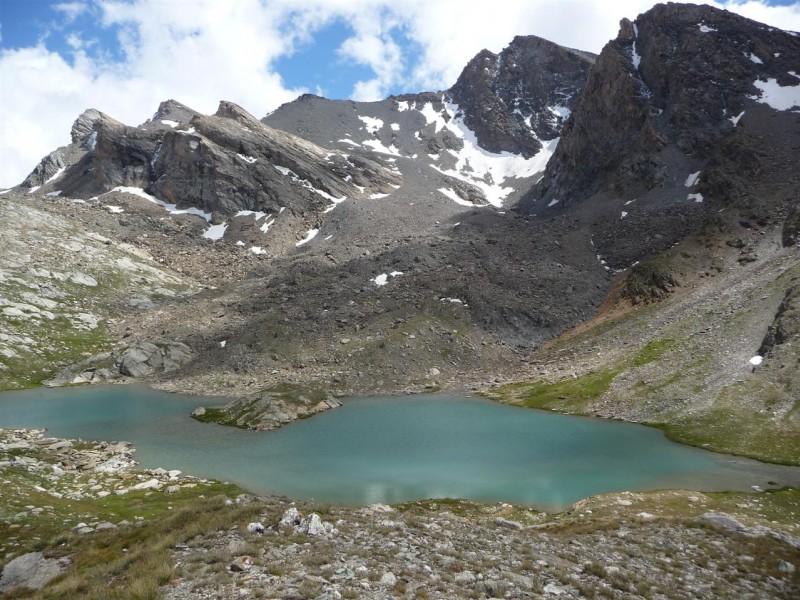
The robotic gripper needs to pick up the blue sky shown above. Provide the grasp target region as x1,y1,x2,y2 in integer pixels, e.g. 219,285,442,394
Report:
1,0,799,187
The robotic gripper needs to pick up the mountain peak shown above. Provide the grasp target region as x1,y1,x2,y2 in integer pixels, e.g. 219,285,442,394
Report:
448,34,594,157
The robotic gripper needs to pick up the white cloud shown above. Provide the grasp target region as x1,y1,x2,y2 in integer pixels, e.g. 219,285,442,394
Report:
1,0,799,187
52,2,90,24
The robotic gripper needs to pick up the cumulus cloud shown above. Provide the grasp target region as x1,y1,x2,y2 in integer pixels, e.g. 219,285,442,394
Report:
1,0,799,187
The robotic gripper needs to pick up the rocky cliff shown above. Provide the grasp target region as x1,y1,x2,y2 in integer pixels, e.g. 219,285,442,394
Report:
20,100,401,225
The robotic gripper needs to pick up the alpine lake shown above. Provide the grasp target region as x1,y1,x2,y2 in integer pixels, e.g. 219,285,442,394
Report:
2,385,799,511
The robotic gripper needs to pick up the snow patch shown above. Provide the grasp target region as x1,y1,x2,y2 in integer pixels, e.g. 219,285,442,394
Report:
685,171,701,187
749,78,800,110
621,211,628,219
160,119,179,127
202,223,228,241
86,130,97,150
275,166,347,206
631,22,642,69
236,240,245,246
338,138,361,147
109,186,212,222
250,246,266,255
547,198,560,207
749,355,763,366
747,52,763,65
729,110,745,126
371,271,402,287
358,116,383,134
236,154,257,164
441,297,466,305
260,217,276,233
44,167,66,185
390,123,400,131
420,102,447,133
219,340,227,348
369,193,389,199
438,187,478,207
397,101,410,111
548,105,571,122
236,210,267,221
0,189,10,195
698,23,717,33
430,100,558,207
295,228,319,247
105,205,124,214
362,139,401,156
28,186,41,194
687,193,704,203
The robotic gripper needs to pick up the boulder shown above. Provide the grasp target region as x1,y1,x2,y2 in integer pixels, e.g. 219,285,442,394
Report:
0,552,66,593
247,522,265,534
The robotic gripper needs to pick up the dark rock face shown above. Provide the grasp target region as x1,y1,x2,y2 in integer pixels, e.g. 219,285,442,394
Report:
450,35,594,157
530,3,800,206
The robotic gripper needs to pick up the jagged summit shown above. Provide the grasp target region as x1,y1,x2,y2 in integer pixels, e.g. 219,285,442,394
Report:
449,34,595,156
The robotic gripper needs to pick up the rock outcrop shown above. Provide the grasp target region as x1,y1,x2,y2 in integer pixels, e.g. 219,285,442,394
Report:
116,341,194,378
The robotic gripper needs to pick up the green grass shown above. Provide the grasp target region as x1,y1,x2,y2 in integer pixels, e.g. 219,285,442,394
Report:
483,367,622,413
656,408,800,466
0,318,114,391
190,407,243,428
632,338,675,367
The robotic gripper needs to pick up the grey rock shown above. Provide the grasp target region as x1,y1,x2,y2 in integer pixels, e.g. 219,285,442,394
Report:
701,512,748,532
247,522,266,534
379,572,397,587
70,108,105,144
0,552,65,592
21,151,66,189
494,517,524,531
777,560,795,573
304,514,327,536
454,570,476,584
280,507,302,527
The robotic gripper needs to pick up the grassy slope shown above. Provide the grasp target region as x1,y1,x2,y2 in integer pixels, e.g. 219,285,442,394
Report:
484,240,800,465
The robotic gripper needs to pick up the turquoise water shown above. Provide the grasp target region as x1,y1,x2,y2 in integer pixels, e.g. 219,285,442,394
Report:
1,385,798,510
